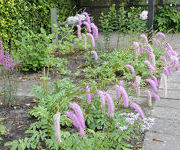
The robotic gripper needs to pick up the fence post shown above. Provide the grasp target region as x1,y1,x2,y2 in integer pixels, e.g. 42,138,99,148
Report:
51,8,58,44
147,0,155,42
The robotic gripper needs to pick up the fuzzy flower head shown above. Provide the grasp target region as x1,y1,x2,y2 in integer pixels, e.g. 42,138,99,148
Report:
118,86,129,108
98,90,106,111
141,34,148,43
146,79,158,93
125,64,136,76
140,10,148,20
151,92,160,101
91,51,98,61
84,21,91,33
104,92,115,118
130,103,145,119
91,23,98,39
144,60,155,73
76,25,81,39
152,38,160,45
156,32,166,38
87,33,95,48
86,85,92,103
83,12,91,24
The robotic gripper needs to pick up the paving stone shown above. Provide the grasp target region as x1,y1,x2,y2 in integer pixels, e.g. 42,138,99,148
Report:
154,98,180,109
158,89,180,100
143,132,180,150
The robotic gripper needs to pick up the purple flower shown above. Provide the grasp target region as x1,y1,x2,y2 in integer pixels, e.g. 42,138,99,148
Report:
86,85,92,103
87,33,95,48
91,51,98,61
146,79,158,93
91,23,98,39
83,12,91,24
125,64,136,75
82,34,87,49
130,103,145,119
118,86,129,108
140,10,148,20
160,56,167,64
139,43,144,54
151,75,158,87
54,113,61,143
144,60,155,73
66,111,81,130
70,102,85,129
162,42,173,51
151,92,160,101
163,67,171,76
84,21,91,33
76,14,82,26
141,33,148,43
104,92,114,118
156,32,166,38
76,25,81,39
152,38,160,45
145,90,152,107
98,90,106,111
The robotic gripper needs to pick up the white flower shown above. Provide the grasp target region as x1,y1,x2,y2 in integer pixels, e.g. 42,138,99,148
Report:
140,10,148,20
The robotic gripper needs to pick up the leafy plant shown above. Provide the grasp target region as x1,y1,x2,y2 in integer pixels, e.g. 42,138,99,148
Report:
0,118,6,144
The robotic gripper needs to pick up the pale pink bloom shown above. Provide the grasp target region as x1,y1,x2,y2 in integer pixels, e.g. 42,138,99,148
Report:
104,92,114,118
76,14,82,26
70,102,85,129
151,92,160,101
160,56,167,64
91,51,98,61
140,10,148,20
82,34,87,49
162,42,173,51
84,21,91,33
126,64,136,75
146,79,158,93
163,67,171,76
145,90,152,107
87,33,95,48
76,25,81,39
118,86,129,108
83,12,91,24
86,85,92,103
91,23,98,39
152,38,160,45
156,32,166,38
151,75,158,87
141,33,148,43
98,90,106,111
115,85,121,99
54,113,61,143
130,103,145,119
119,80,124,87
144,60,155,73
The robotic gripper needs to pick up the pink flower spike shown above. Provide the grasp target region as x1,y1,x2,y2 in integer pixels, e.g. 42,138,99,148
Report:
54,113,61,143
98,91,106,111
70,102,85,129
104,92,115,118
76,25,81,39
84,21,91,33
83,12,91,24
66,111,81,130
82,34,87,49
151,92,160,101
130,103,145,119
160,56,167,64
125,64,136,75
140,10,148,20
152,38,160,45
86,85,92,103
135,76,141,97
77,14,82,26
87,33,95,48
91,51,98,61
141,33,148,43
115,85,121,99
156,32,166,38
144,60,155,73
119,80,124,87
151,75,158,87
91,23,98,39
119,86,129,108
145,90,152,107
163,67,171,76
146,79,158,93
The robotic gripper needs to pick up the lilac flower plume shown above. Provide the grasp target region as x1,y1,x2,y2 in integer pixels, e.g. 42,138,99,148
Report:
54,112,61,143
156,32,166,38
144,60,155,73
76,25,81,39
104,92,114,118
83,12,91,24
98,90,106,111
140,10,148,20
151,75,158,87
70,102,85,129
145,90,152,106
82,34,87,49
151,92,160,101
152,38,160,45
76,14,82,26
84,21,91,33
126,64,136,75
130,103,145,119
141,34,148,43
86,85,92,103
91,23,98,39
87,33,95,48
160,56,167,64
118,86,129,108
91,51,98,61
146,79,158,93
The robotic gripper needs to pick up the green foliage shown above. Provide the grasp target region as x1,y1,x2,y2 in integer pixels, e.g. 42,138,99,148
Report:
0,118,6,144
154,3,180,33
0,0,77,51
14,28,55,71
